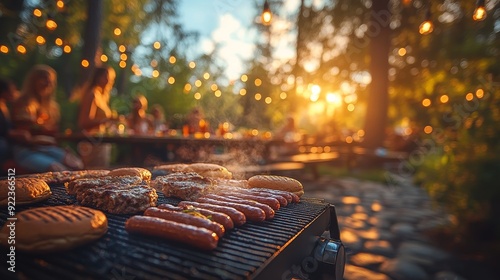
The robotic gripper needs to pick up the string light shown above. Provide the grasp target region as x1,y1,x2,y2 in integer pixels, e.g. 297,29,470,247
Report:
239,88,247,96
261,0,272,26
114,28,122,36
280,92,287,99
189,61,196,69
81,59,90,67
473,0,487,21
119,61,126,68
422,98,431,107
36,36,46,45
153,41,161,49
100,54,108,62
255,93,262,100
63,45,71,53
168,77,175,84
119,45,126,52
254,78,262,86
56,0,65,9
0,45,9,54
169,56,176,64
241,75,248,82
46,18,57,31
419,7,433,35
33,9,42,17
55,38,63,46
16,45,27,54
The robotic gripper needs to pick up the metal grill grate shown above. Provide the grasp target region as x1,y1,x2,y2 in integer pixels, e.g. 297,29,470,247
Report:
0,183,329,280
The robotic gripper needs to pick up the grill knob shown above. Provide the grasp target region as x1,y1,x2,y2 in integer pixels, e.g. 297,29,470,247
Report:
314,237,345,280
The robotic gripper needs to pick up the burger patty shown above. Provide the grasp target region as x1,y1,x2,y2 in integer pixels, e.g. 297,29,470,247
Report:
76,182,158,214
65,175,143,195
152,172,215,200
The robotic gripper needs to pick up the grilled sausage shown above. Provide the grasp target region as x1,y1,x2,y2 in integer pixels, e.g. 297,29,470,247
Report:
204,194,275,220
157,204,234,230
125,215,218,250
217,192,280,210
196,197,266,222
248,188,299,203
216,187,288,207
178,201,246,226
144,207,225,237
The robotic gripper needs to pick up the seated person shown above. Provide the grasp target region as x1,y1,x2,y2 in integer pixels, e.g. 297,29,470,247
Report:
0,78,19,166
76,66,116,168
151,104,168,134
127,95,153,135
11,65,83,173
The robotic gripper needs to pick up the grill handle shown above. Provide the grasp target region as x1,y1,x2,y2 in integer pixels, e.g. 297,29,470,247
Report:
308,204,345,279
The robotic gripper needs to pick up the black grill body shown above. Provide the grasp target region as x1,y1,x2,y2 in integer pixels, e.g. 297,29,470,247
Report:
0,183,334,279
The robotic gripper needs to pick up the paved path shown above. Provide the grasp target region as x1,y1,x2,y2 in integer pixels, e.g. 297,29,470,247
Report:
300,175,477,280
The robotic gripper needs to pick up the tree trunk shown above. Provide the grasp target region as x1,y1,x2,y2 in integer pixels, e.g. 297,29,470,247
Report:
77,0,103,88
363,0,391,149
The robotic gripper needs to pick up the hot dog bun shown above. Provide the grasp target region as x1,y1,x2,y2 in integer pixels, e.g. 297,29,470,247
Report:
185,163,232,179
247,175,304,197
0,178,51,206
108,167,151,181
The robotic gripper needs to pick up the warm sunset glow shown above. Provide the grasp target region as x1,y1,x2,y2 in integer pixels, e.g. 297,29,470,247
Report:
424,125,433,134
440,95,449,103
326,92,342,107
153,41,161,49
81,59,90,67
255,93,262,100
100,54,108,62
169,56,176,64
114,28,121,36
476,89,484,98
422,98,431,107
239,88,247,96
36,36,46,45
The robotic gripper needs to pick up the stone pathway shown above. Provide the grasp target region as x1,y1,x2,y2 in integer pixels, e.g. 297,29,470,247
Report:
301,176,469,280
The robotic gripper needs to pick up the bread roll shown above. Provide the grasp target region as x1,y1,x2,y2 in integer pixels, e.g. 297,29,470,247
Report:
185,163,232,179
0,178,51,206
0,206,108,252
108,167,151,181
247,175,304,197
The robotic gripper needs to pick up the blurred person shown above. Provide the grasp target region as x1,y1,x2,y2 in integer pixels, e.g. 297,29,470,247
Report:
127,94,153,135
75,66,116,168
10,65,83,173
0,78,19,165
151,104,168,134
186,107,205,134
274,116,301,156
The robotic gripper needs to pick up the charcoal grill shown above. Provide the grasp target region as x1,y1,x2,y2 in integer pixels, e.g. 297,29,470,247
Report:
0,182,344,279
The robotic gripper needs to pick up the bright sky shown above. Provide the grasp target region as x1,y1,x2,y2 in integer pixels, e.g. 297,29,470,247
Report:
178,0,258,81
